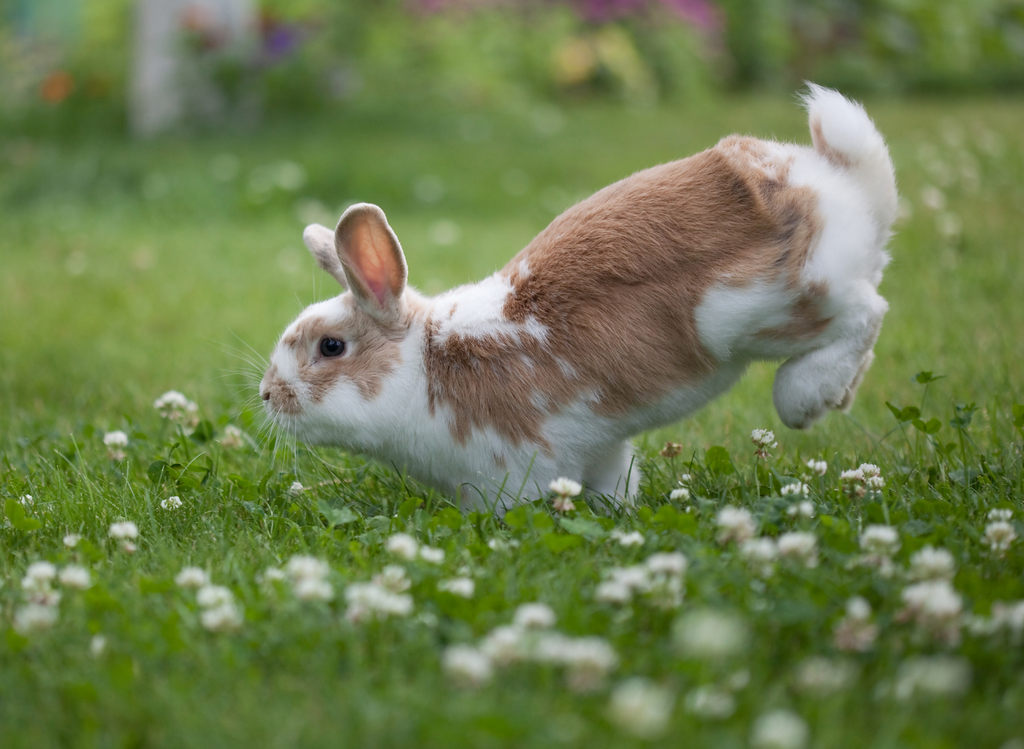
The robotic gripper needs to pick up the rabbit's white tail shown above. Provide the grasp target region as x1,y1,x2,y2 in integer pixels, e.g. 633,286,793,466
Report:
803,83,897,235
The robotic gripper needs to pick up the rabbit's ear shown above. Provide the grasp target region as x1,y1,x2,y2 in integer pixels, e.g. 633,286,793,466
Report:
335,203,408,323
302,224,348,289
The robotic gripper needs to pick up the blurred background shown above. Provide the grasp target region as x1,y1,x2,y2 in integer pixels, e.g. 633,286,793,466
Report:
2,0,1023,460
2,0,1024,137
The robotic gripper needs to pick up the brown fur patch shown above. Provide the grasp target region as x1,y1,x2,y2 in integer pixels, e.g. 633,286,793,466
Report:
810,119,852,169
755,282,832,342
423,136,828,447
288,300,404,403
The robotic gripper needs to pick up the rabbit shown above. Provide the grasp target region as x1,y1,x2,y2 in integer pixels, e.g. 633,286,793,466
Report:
260,84,897,513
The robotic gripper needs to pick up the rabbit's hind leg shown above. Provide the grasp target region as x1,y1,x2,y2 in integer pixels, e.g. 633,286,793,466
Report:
772,287,886,430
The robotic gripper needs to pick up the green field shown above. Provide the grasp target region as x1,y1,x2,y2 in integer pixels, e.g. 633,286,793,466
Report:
2,93,1024,748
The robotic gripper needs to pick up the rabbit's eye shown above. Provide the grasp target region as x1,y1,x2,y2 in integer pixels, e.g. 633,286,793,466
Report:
319,337,346,357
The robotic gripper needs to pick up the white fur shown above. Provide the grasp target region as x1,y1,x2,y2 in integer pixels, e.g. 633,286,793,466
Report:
433,273,549,344
263,85,897,511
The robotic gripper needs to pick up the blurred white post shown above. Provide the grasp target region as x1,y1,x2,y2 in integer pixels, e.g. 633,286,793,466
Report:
129,0,257,137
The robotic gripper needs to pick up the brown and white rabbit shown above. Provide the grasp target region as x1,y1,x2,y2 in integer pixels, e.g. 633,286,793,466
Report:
261,84,897,512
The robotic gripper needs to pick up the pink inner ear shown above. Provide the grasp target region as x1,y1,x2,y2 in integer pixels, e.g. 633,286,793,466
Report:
350,223,399,309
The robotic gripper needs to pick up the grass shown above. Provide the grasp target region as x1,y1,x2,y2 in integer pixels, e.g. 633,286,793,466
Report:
2,91,1024,748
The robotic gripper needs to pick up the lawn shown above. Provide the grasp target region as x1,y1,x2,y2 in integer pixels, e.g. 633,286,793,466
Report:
2,92,1024,748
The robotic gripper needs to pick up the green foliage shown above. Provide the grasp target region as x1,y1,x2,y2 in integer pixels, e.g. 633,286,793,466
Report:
2,0,1023,137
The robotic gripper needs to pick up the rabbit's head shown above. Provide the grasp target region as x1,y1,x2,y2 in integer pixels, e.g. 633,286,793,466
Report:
260,204,422,446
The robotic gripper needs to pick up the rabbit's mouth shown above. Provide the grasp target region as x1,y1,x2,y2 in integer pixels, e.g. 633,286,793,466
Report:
260,368,302,417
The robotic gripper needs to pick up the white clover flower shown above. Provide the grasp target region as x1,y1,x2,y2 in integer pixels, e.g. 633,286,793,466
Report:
90,634,107,657
294,577,335,602
684,685,736,719
13,603,59,634
121,541,136,553
777,532,818,568
987,600,1024,639
58,565,91,590
715,506,756,545
419,545,445,564
740,537,779,577
751,429,777,459
219,425,245,449
261,567,287,584
22,561,58,590
373,565,411,593
551,496,576,512
19,494,33,506
793,656,857,695
285,555,330,583
196,584,234,609
786,501,815,519
610,529,646,547
103,430,129,460
287,481,304,496
442,645,493,687
780,482,809,497
840,468,864,482
108,521,139,540
102,430,128,448
678,473,692,484
648,577,685,611
200,602,243,632
860,525,900,556
344,582,414,623
909,546,957,581
670,487,690,501
550,635,619,692
609,678,674,739
645,552,688,577
160,495,183,510
175,567,210,588
438,577,475,598
386,533,419,561
858,463,881,478
988,508,1013,522
486,538,520,552
549,477,582,497
846,596,872,621
154,390,199,421
549,477,582,512
675,608,749,660
659,441,684,458
750,709,810,749
899,579,963,646
604,566,653,599
804,458,827,476
25,588,61,608
894,656,971,700
62,534,81,548
595,578,634,604
833,597,878,652
513,602,556,629
103,430,129,447
479,625,528,665
985,521,1017,554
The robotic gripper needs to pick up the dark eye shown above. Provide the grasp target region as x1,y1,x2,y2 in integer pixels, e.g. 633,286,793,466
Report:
319,337,346,357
